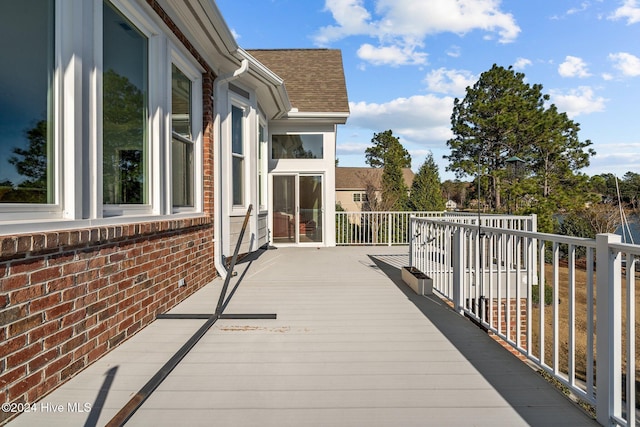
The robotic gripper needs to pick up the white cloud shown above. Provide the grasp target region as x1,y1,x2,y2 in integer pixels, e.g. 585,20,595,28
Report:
347,94,455,144
609,0,640,24
316,0,520,66
567,2,590,15
513,57,532,70
609,52,640,76
446,45,461,58
336,142,370,155
315,0,373,45
424,68,477,96
357,43,427,66
586,142,640,176
549,86,607,118
558,56,591,78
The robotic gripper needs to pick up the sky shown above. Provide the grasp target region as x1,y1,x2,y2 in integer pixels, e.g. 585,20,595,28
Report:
216,0,640,181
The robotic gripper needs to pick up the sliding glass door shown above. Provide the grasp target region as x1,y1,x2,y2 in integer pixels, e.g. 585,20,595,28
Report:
272,174,323,244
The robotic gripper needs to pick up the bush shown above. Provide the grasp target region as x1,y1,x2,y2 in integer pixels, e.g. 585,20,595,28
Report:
532,284,553,306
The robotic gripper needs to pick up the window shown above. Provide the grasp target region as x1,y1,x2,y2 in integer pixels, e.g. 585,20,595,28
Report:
171,64,194,208
353,193,368,203
272,134,323,159
103,1,148,205
0,1,55,205
231,105,245,206
258,122,267,211
0,0,205,229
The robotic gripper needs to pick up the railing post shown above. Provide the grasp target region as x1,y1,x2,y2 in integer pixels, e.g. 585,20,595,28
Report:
387,212,392,246
409,216,414,267
595,233,622,426
452,228,464,314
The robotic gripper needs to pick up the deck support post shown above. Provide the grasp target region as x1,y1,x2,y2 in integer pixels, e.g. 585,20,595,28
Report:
595,233,622,426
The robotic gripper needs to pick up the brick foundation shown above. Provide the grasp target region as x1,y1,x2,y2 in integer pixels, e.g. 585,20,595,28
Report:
0,218,215,424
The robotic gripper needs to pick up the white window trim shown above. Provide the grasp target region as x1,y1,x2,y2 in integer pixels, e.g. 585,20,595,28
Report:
169,47,203,214
257,117,268,213
99,0,164,218
229,97,250,215
0,1,63,222
0,0,210,234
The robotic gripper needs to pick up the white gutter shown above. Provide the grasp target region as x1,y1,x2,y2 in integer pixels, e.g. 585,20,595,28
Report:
212,59,249,279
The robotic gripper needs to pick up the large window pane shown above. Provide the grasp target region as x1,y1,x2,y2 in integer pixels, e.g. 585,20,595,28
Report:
231,106,244,206
103,1,148,205
0,1,54,204
231,106,243,155
171,64,191,139
172,138,193,207
232,156,244,206
171,65,194,208
272,134,323,159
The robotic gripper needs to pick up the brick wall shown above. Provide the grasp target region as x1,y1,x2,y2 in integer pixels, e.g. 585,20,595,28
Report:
0,219,215,424
489,298,528,346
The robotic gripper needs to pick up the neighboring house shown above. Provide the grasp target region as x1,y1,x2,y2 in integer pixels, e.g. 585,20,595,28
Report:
446,200,458,211
0,1,348,417
335,167,415,212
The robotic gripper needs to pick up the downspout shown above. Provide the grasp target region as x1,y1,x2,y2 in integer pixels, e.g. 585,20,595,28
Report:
213,59,249,279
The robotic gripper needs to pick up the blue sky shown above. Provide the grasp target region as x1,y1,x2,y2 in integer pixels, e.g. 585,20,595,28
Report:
216,0,640,181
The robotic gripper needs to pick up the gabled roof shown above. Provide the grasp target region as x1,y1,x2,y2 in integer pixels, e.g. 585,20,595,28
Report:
335,167,415,190
246,49,350,115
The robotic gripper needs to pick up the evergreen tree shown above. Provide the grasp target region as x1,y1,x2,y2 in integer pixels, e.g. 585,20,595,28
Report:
409,153,446,211
364,130,411,211
381,139,409,211
365,130,411,168
444,64,595,231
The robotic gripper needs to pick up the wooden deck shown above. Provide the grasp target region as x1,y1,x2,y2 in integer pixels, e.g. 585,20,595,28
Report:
8,247,598,426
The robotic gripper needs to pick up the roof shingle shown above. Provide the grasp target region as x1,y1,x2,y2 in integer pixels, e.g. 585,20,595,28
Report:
247,49,349,114
335,167,415,190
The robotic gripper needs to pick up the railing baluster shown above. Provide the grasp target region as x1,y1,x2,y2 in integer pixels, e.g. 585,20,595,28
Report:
568,243,576,388
553,241,559,376
626,252,636,427
585,246,594,401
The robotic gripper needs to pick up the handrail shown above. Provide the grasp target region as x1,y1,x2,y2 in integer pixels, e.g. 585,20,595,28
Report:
409,216,638,427
335,211,536,246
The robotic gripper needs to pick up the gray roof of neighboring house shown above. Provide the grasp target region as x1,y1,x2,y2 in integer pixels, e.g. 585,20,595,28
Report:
335,167,415,190
246,49,350,114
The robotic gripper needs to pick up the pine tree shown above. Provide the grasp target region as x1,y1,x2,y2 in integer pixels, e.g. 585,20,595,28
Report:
365,130,411,211
409,153,446,211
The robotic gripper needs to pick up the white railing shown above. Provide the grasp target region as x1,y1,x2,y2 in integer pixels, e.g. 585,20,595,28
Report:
410,216,638,427
335,211,536,246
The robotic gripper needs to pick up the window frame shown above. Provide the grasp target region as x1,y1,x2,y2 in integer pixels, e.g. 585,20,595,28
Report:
169,49,203,214
0,0,62,221
0,0,208,233
271,133,324,160
230,99,249,212
257,117,268,213
100,0,158,218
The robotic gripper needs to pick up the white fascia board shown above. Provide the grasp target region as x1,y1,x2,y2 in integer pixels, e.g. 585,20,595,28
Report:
284,111,350,124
